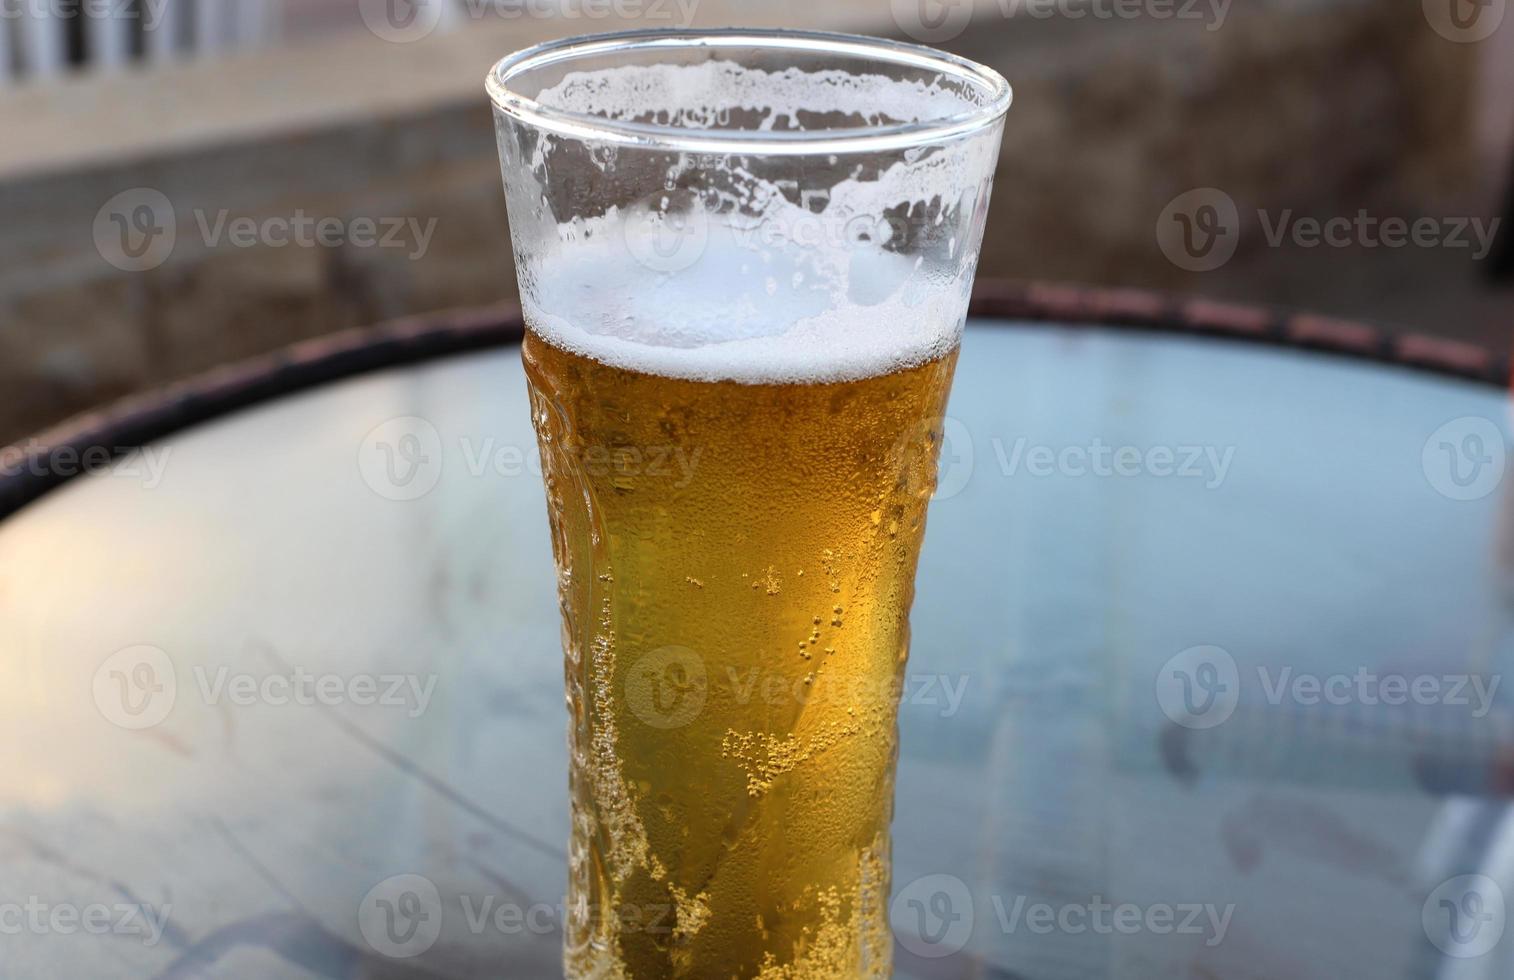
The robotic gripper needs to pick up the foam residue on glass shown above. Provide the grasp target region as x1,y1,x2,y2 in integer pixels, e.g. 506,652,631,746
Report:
511,61,1002,384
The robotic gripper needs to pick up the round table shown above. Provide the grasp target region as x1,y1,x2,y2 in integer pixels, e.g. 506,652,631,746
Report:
2,290,1512,979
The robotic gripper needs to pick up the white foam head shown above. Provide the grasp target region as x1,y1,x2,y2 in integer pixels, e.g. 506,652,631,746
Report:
508,60,1004,384
532,60,988,133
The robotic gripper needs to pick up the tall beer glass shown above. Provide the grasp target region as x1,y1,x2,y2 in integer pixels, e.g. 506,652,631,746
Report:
488,30,1008,978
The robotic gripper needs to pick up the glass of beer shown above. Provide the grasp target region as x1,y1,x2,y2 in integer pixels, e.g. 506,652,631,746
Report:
487,30,1008,978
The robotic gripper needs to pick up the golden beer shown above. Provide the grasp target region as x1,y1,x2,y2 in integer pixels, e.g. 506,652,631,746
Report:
523,326,958,978
490,27,1007,979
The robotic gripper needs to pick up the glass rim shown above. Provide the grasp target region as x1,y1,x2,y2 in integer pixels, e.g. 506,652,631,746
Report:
485,28,1012,155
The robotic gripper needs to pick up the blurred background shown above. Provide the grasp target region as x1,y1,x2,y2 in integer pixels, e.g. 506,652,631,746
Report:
1,0,1510,445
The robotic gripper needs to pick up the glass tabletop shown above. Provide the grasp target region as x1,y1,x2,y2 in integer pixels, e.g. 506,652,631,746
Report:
1,320,1509,978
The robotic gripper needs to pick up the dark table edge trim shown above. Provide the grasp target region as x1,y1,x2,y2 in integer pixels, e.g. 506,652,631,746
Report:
2,283,1507,520
971,282,1511,384
0,303,525,520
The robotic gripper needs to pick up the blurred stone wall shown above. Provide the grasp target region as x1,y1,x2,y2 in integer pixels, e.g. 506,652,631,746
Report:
0,107,511,442
0,2,1505,445
967,3,1484,283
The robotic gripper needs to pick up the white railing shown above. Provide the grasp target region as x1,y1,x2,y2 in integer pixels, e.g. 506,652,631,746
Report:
14,3,68,80
0,0,465,86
